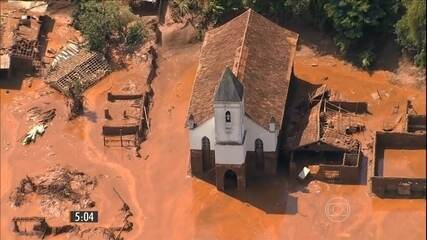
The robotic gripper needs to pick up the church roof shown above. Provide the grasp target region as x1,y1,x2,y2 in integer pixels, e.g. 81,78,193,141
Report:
187,9,298,130
214,67,244,102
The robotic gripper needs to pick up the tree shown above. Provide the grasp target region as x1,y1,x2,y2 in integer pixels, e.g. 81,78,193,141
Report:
170,0,198,20
323,0,385,54
73,0,140,52
67,80,84,120
126,21,145,47
395,0,426,67
74,0,110,51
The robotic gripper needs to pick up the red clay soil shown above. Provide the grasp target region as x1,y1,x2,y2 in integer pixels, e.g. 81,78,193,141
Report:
383,149,426,178
1,17,426,240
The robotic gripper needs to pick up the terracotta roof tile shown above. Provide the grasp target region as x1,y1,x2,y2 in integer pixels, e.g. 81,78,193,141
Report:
188,9,298,130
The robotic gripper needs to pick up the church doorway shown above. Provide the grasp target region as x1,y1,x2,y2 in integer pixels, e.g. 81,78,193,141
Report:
224,169,238,191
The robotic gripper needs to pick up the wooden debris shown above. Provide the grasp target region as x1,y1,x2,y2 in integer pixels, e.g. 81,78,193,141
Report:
10,167,97,211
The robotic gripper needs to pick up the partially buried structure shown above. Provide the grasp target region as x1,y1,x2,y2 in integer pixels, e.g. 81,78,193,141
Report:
102,78,151,148
371,101,426,198
0,9,45,78
44,42,110,95
286,85,366,183
186,9,298,191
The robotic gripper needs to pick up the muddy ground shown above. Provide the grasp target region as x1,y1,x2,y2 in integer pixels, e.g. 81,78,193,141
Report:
1,4,426,240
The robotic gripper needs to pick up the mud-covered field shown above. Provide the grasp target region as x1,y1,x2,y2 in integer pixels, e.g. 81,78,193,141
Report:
1,3,426,240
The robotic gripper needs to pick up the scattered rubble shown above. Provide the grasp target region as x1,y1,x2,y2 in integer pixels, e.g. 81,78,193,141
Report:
0,3,46,77
26,107,56,124
78,188,134,240
10,166,97,216
21,124,45,145
12,217,79,239
21,107,56,145
10,185,135,240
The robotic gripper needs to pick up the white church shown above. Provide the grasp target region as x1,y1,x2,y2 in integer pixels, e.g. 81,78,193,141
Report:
186,9,298,191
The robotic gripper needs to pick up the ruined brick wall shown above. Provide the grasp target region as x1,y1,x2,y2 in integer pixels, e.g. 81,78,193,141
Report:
290,149,361,184
407,115,426,133
374,132,426,176
317,164,361,184
328,101,368,114
295,142,346,153
375,132,426,150
372,177,426,198
10,56,34,74
102,126,139,136
372,131,426,198
107,92,143,101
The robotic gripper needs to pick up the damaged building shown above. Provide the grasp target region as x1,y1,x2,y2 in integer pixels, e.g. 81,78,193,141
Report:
186,9,298,191
102,87,150,148
0,9,46,78
44,42,110,94
286,85,366,183
12,217,50,238
101,46,156,149
12,217,78,239
371,101,426,198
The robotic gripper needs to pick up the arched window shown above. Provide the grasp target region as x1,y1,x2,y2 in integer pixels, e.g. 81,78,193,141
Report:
225,111,231,122
202,137,212,171
255,138,264,170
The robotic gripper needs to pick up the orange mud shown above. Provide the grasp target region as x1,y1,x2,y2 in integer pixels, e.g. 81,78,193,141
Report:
1,12,426,240
383,149,426,178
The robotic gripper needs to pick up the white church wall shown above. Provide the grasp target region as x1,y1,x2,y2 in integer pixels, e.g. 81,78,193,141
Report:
215,143,246,164
188,114,279,155
244,116,278,152
189,117,215,150
214,102,244,143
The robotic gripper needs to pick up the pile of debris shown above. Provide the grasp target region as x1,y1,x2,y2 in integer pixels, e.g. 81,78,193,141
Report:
21,107,56,145
12,217,79,239
79,205,133,240
79,188,134,240
10,184,135,240
10,166,97,216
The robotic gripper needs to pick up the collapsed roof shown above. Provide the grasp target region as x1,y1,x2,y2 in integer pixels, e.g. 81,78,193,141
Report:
1,8,44,69
45,43,110,94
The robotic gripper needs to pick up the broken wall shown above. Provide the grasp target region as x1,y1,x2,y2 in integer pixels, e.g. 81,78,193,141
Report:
407,115,426,133
327,101,368,114
372,131,426,198
372,177,425,198
290,147,362,184
317,164,361,184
